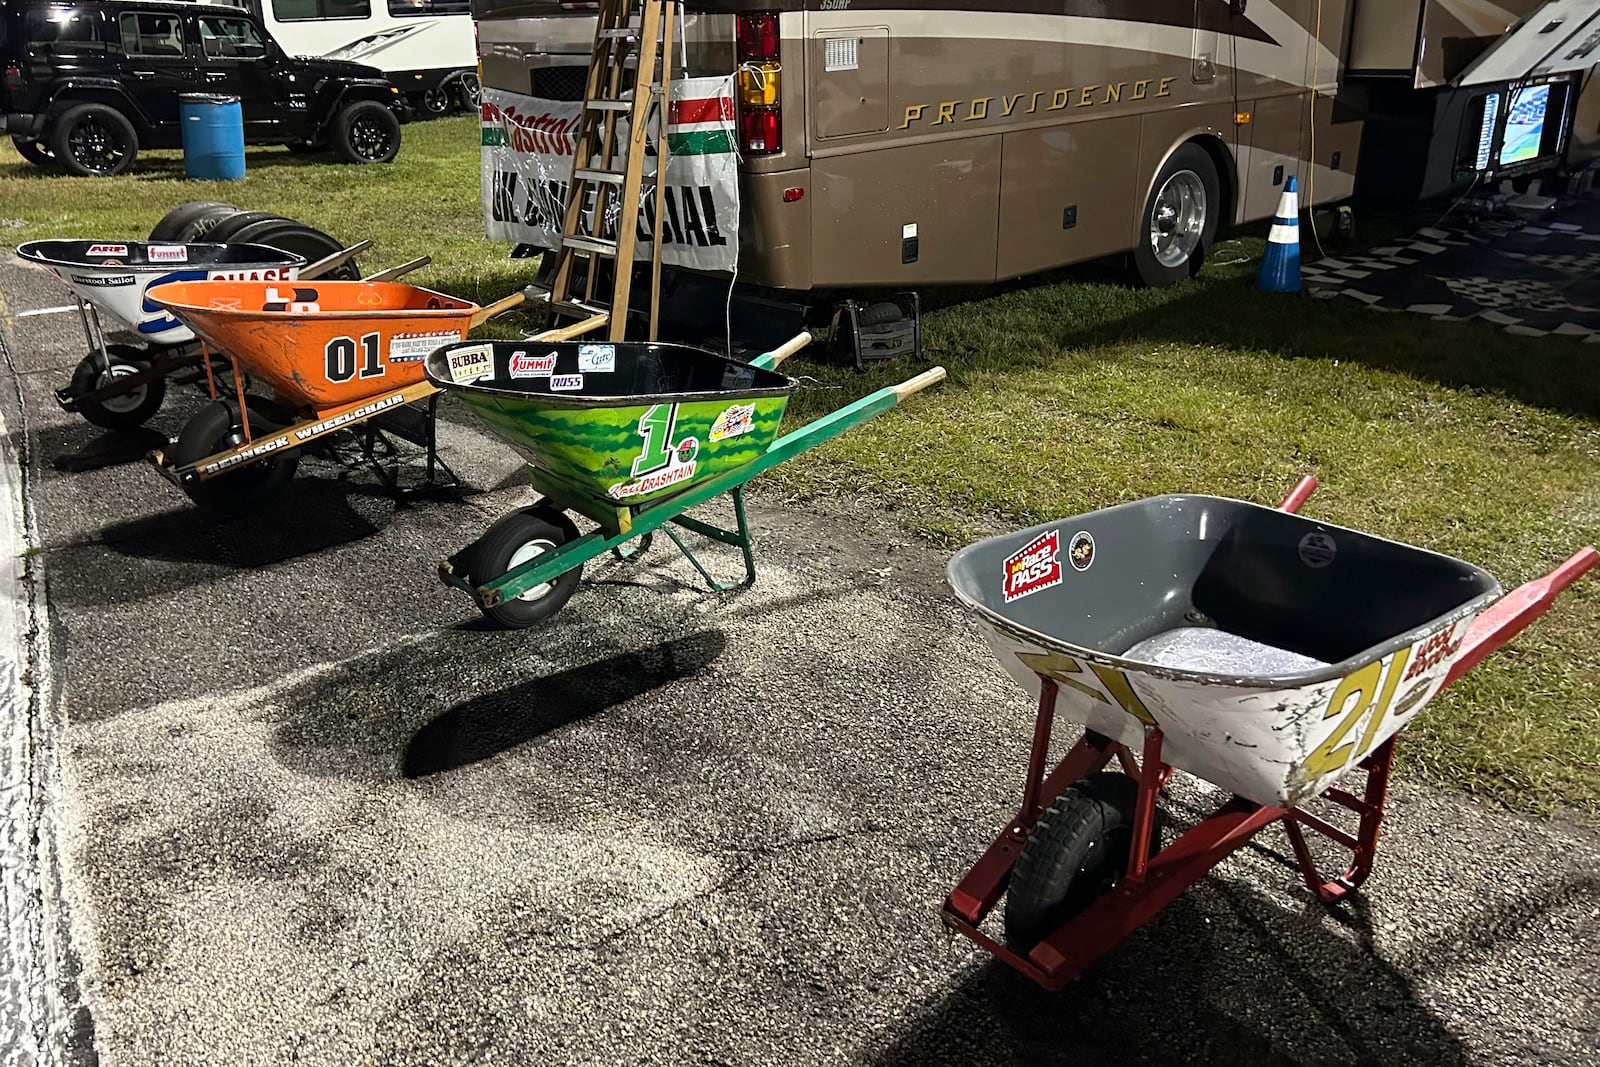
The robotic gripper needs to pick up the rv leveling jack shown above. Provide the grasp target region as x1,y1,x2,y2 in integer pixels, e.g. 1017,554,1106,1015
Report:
831,292,922,372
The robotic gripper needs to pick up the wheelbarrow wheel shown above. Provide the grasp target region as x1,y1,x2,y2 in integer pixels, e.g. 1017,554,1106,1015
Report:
470,506,583,628
1004,772,1159,951
70,345,166,431
172,399,300,516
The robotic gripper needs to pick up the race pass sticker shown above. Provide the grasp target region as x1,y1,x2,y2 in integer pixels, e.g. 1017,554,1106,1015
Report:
388,330,461,364
1003,529,1063,603
446,344,494,384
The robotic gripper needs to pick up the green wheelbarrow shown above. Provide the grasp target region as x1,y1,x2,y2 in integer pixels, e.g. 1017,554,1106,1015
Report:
425,332,946,627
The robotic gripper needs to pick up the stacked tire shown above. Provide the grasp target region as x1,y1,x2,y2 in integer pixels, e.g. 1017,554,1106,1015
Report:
146,203,361,278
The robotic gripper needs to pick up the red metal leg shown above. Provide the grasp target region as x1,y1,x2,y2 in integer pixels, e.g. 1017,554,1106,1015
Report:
1283,735,1396,902
1124,729,1168,886
1020,678,1058,821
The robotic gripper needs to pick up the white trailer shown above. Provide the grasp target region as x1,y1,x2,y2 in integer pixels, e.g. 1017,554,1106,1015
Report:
221,0,479,115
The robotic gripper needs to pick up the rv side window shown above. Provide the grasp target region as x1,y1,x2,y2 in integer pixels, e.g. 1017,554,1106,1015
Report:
272,0,373,21
387,0,472,16
24,9,105,54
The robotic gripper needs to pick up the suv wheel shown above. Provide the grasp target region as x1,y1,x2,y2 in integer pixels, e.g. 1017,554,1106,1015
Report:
10,136,55,168
421,86,452,116
457,72,481,111
332,101,401,165
50,103,138,177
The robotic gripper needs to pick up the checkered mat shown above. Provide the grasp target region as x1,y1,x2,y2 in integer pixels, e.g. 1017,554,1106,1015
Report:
1301,196,1600,341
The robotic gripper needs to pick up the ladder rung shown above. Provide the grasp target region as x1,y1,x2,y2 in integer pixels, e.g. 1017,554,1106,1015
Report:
599,28,639,39
552,298,611,318
562,235,619,256
585,99,632,113
574,168,626,185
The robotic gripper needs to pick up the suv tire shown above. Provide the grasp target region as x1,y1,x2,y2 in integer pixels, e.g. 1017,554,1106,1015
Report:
50,103,138,177
10,136,55,168
331,100,401,165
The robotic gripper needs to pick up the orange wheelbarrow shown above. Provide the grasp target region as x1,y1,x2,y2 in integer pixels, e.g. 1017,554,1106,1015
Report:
144,278,527,513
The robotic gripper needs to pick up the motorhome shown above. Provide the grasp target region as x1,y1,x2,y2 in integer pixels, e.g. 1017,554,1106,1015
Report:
471,1,1598,295
223,0,479,115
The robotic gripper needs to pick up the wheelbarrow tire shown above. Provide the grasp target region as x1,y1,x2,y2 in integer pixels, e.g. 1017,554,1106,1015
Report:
1004,772,1159,951
470,506,583,629
148,201,236,242
70,345,167,431
172,399,300,516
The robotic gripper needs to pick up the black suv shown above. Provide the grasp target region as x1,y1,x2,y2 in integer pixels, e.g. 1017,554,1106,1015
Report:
1,0,406,175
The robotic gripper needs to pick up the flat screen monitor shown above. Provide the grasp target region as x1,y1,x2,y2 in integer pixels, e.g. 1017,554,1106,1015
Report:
1499,84,1551,167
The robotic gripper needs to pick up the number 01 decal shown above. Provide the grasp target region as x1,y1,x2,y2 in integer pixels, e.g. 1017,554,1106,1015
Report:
325,332,383,383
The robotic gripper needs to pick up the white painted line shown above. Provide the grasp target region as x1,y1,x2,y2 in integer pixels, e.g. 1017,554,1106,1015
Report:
13,307,76,320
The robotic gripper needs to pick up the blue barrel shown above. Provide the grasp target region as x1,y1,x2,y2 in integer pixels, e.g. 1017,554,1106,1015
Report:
179,94,245,181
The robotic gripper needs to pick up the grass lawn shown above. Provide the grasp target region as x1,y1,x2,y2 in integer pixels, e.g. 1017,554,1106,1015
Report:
3,117,1597,817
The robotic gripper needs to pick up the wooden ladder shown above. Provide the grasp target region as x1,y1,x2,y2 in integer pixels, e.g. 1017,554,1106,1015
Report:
548,0,677,342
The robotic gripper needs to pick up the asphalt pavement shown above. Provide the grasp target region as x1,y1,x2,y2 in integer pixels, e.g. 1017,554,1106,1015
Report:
1,254,1598,1067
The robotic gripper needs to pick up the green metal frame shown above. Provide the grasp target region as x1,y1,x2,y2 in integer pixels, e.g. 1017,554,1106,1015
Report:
440,369,910,610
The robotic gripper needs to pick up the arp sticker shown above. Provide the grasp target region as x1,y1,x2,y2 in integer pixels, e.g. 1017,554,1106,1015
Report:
1003,529,1063,603
86,243,127,257
509,350,557,378
147,245,188,263
446,344,494,384
550,373,584,391
577,344,616,373
709,403,755,442
1068,530,1095,571
1299,531,1337,569
388,331,461,364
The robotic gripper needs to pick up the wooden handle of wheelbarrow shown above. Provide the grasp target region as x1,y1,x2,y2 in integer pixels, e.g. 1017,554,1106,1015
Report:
468,291,526,328
758,331,813,369
529,314,609,341
299,240,373,280
890,366,947,400
361,256,431,283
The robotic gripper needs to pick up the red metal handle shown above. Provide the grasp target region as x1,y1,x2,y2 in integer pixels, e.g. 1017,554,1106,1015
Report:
1278,475,1319,514
1443,547,1600,689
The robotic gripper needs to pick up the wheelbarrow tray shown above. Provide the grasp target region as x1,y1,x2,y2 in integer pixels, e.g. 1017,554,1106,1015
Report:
146,279,480,411
425,339,794,522
947,495,1502,807
15,240,304,346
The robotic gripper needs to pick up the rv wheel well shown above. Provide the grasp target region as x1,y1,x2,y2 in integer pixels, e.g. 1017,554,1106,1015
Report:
1189,135,1238,225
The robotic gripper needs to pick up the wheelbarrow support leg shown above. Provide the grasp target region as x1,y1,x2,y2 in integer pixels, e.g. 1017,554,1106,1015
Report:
659,485,758,591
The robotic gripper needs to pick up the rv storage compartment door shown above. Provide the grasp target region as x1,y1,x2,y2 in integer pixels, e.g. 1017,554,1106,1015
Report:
1346,0,1425,77
812,28,889,139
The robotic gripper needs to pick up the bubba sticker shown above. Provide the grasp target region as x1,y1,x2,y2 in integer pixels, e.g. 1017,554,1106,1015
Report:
1003,529,1063,603
1068,530,1095,572
550,373,584,391
509,350,557,378
577,344,616,373
86,243,128,257
446,344,494,384
388,330,461,364
147,245,188,263
709,403,756,442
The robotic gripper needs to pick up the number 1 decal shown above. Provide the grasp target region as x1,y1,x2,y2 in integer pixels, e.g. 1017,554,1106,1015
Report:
631,403,678,477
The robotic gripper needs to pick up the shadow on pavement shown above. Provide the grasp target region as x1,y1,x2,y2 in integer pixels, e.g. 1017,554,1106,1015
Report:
865,880,1475,1067
402,630,729,777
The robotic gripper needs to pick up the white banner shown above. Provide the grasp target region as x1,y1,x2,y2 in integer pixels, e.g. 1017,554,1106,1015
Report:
480,76,740,273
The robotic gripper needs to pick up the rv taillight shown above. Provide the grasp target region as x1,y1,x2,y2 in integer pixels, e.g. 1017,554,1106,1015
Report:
736,13,782,155
2,67,21,93
737,13,780,62
740,108,781,155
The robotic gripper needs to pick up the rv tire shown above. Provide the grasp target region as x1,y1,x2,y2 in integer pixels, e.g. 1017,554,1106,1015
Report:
1134,144,1219,288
